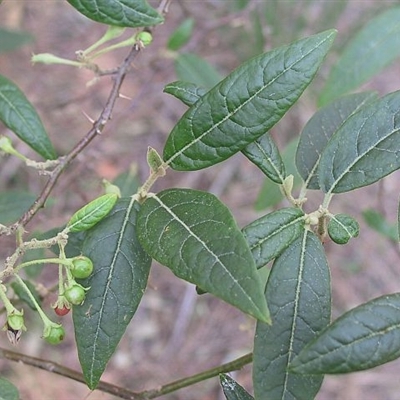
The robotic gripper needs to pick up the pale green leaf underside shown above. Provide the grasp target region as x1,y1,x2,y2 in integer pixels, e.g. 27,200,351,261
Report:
296,92,378,189
66,0,163,28
290,293,400,374
137,189,270,322
0,74,56,160
220,374,254,400
242,133,285,183
164,30,336,171
319,7,400,106
319,91,400,193
73,198,151,389
163,81,207,107
243,208,304,268
253,230,331,400
0,377,19,400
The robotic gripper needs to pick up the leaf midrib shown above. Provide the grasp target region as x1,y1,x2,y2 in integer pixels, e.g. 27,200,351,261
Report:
166,32,335,166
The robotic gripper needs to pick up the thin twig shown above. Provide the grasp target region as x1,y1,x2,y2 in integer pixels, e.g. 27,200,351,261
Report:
0,346,252,400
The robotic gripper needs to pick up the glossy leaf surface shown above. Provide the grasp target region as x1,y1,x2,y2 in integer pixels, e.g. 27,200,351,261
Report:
253,230,331,399
0,75,56,160
220,374,254,400
296,92,377,189
290,293,400,374
242,133,285,183
328,214,359,245
164,30,336,171
164,81,207,107
243,208,305,268
319,91,400,193
66,0,163,28
73,198,151,389
319,7,400,105
0,378,19,400
67,193,118,233
137,189,270,322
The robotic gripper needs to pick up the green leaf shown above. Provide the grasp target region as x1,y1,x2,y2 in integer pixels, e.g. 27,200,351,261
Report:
363,209,398,242
167,18,194,51
255,138,300,210
112,167,140,197
290,293,400,374
220,374,254,400
328,213,359,245
67,194,118,233
174,53,223,89
0,378,19,400
318,91,400,194
0,75,56,160
242,133,285,183
163,81,207,107
73,198,151,389
11,280,41,311
253,230,331,399
319,7,400,106
296,92,378,189
66,0,163,28
0,28,33,53
164,30,336,171
0,190,37,224
243,208,305,268
137,188,270,322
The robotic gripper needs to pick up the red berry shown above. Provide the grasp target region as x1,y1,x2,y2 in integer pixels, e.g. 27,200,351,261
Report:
54,305,70,316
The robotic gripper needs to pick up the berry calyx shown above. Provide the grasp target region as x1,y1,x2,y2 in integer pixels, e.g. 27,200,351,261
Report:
71,256,93,279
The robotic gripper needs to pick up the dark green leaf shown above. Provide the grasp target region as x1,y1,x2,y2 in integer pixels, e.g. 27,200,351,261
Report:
220,374,254,400
11,280,41,311
319,7,400,106
163,81,207,107
112,167,140,197
164,30,336,171
73,198,151,389
0,190,37,224
174,53,223,89
253,230,331,399
243,208,305,268
242,133,285,183
167,18,194,51
290,293,400,374
137,188,270,322
0,377,19,400
296,92,378,189
255,138,300,210
318,91,400,193
67,194,118,233
328,213,359,245
0,75,56,160
363,209,398,242
66,0,163,28
0,28,33,53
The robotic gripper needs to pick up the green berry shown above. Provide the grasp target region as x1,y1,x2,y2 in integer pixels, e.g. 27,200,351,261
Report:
71,256,93,279
7,310,25,331
136,31,153,46
64,285,86,305
44,324,65,345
